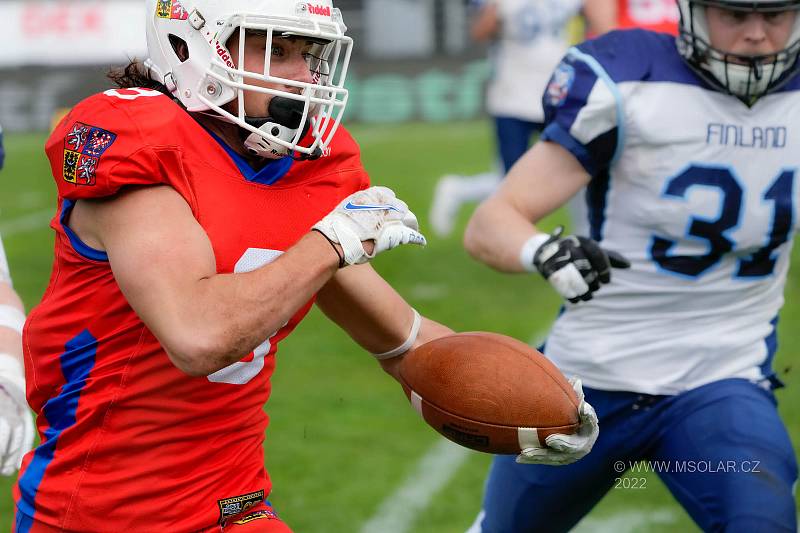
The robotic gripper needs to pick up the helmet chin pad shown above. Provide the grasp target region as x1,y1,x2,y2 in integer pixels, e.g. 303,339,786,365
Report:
243,96,313,159
267,96,305,129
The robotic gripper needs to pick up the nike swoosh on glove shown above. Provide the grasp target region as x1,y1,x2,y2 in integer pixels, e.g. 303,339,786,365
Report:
516,378,599,466
312,186,427,265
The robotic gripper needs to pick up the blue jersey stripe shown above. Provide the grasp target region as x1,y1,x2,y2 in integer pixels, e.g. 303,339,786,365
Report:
761,317,783,389
16,329,98,528
60,200,109,262
586,169,612,242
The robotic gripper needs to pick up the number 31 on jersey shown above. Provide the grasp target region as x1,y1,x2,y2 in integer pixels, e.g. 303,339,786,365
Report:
651,165,795,279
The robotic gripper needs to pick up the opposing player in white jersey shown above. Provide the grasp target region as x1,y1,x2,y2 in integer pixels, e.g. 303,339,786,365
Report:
0,124,35,479
464,0,799,531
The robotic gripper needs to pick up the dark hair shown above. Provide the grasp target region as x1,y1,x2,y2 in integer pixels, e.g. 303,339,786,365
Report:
107,59,171,95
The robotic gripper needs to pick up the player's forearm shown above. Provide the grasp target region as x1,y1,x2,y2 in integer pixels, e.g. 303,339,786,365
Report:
464,198,542,273
164,231,339,376
378,317,453,381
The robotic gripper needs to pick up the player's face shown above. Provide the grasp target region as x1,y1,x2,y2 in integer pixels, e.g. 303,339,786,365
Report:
706,7,797,59
226,31,319,118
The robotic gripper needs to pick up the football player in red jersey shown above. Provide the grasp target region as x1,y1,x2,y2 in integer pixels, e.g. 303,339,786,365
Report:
0,124,35,481
12,0,599,531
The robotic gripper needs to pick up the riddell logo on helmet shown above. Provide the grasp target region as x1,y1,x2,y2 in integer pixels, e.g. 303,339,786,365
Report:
214,41,235,68
307,4,331,16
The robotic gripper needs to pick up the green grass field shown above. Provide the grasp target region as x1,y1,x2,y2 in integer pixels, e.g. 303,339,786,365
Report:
0,123,797,532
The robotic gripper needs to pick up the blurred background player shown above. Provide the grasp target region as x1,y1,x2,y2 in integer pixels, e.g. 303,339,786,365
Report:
465,0,800,531
584,0,680,35
0,122,34,481
11,1,597,531
429,0,589,237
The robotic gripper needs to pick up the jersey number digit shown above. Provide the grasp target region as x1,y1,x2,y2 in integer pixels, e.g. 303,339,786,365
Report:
736,170,795,277
207,248,285,385
651,165,795,278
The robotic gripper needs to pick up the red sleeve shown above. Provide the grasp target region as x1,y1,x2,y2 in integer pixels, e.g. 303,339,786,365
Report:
45,91,185,200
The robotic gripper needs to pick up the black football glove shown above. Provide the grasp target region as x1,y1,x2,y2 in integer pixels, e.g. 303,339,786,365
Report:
533,226,630,303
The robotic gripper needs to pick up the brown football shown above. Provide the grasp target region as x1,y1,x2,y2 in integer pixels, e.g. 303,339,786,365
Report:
398,332,580,455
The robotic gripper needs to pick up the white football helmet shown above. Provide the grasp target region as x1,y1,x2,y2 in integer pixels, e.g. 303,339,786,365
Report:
145,0,352,159
677,0,800,104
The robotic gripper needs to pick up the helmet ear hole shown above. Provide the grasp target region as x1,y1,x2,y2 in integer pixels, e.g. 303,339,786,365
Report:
168,34,190,63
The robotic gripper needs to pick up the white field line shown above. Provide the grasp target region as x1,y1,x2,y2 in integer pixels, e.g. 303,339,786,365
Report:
359,438,471,533
0,209,54,237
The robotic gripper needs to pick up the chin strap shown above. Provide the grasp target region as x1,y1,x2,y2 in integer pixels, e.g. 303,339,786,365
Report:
292,146,324,161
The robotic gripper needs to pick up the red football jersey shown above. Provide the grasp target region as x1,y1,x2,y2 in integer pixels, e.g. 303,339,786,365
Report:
14,88,369,531
618,0,679,34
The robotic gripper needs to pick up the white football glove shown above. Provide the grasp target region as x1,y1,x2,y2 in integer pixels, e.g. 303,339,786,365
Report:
516,378,599,466
313,186,427,266
0,353,34,476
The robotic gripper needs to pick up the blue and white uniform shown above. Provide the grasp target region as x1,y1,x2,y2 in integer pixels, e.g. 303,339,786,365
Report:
474,29,799,533
544,29,799,395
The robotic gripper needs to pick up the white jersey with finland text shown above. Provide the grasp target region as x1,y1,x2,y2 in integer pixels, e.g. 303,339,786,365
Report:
540,30,799,395
477,0,582,122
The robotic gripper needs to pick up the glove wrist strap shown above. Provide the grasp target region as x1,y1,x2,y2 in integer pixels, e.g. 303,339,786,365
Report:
311,229,345,269
519,233,550,273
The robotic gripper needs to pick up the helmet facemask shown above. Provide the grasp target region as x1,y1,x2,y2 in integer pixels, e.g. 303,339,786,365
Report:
146,1,352,160
677,0,800,105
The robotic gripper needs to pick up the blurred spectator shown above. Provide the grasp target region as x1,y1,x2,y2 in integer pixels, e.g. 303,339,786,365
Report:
430,0,605,237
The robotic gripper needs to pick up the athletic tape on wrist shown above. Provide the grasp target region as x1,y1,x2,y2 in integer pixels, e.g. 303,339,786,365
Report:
519,233,550,273
372,309,421,360
0,305,25,335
